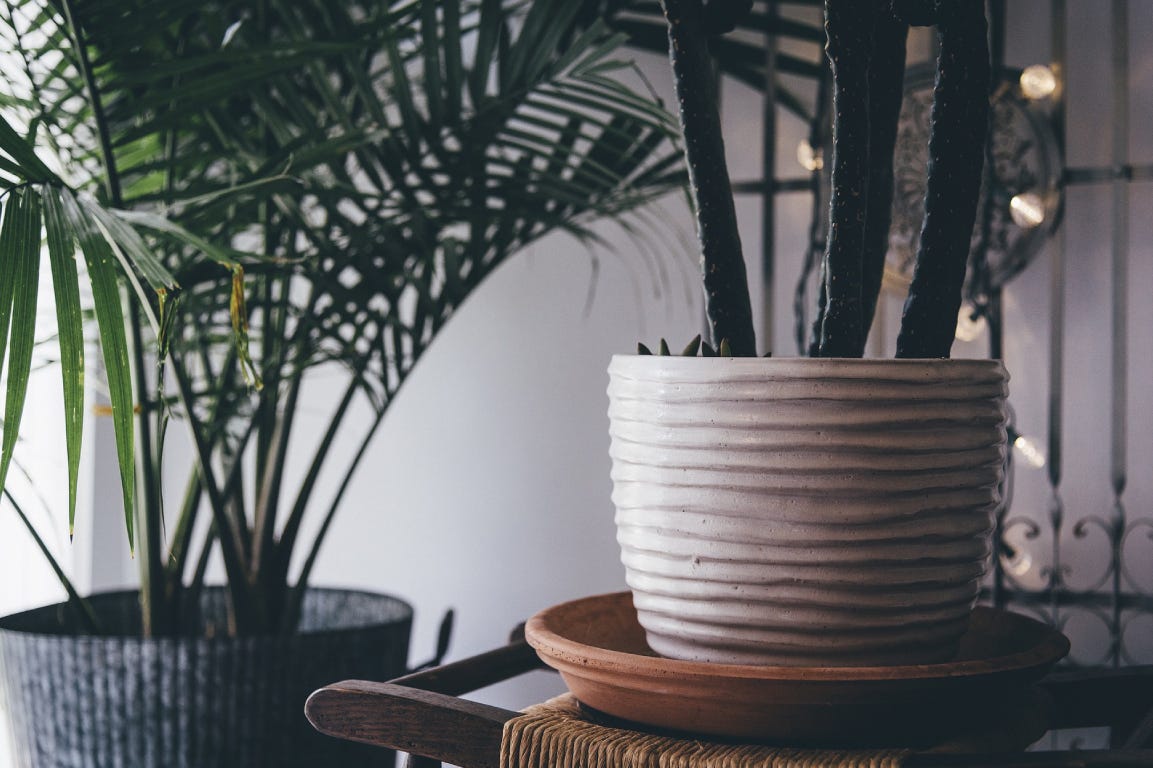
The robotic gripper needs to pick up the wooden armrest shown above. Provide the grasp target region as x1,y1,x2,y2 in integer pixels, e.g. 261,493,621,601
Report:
392,636,546,696
306,681,515,768
305,637,547,768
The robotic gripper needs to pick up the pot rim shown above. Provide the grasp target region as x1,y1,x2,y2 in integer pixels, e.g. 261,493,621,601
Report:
0,586,413,641
611,353,1005,367
609,354,1008,386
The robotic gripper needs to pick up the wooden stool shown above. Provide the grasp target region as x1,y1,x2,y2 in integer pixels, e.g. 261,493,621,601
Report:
306,632,1153,768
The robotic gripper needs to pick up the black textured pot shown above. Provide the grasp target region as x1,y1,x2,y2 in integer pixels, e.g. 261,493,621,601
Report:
0,587,412,768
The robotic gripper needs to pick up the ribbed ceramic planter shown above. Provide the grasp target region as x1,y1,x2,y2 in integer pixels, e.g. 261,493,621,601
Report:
0,588,411,768
607,355,1009,667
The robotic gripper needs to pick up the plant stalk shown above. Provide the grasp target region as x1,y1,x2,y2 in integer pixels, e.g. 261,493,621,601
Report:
282,396,390,633
60,0,166,633
4,489,101,633
272,366,365,590
895,2,989,358
815,0,875,357
167,355,255,631
859,7,908,337
660,0,756,356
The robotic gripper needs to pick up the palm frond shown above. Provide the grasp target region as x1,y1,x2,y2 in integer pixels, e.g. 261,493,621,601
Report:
4,0,683,633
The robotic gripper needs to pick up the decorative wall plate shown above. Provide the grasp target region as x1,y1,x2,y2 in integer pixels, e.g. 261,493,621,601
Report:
886,65,1063,295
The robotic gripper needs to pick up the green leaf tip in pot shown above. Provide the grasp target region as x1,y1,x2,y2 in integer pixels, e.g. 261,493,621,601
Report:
659,0,756,357
638,342,654,355
658,338,671,356
701,340,717,357
681,334,702,357
718,338,732,357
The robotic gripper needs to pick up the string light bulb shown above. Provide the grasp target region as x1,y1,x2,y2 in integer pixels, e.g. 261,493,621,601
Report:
1000,545,1034,577
1009,192,1046,229
1019,64,1058,101
796,139,824,172
1013,433,1047,469
954,302,987,342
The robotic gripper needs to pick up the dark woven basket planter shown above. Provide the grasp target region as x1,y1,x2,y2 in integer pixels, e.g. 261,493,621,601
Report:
0,587,412,768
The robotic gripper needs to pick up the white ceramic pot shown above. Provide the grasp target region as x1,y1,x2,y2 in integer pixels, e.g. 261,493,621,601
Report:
607,355,1009,667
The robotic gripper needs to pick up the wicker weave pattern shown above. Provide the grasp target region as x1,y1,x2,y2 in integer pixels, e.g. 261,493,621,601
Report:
502,696,910,768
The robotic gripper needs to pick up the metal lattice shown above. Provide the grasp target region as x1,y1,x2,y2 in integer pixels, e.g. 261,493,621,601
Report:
726,1,1153,666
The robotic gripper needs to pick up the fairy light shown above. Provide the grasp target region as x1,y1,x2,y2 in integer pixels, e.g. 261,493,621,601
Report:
1019,64,1058,101
1000,545,1034,577
796,139,824,172
1009,192,1046,229
1013,434,1047,469
954,302,987,342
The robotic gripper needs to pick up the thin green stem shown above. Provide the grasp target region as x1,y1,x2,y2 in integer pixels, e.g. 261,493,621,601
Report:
60,0,167,632
164,344,240,590
167,354,255,629
58,0,121,209
164,466,202,580
183,411,260,592
183,522,217,633
251,374,299,577
251,281,314,586
282,395,389,632
3,489,101,633
273,365,364,587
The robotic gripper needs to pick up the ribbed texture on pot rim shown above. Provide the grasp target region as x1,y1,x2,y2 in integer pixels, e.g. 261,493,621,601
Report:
0,588,412,768
607,355,1009,667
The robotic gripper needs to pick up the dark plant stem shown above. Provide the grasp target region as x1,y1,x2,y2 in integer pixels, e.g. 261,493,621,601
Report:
815,0,875,358
60,0,166,633
185,522,217,629
272,364,366,594
860,7,909,337
660,0,756,356
4,489,101,633
802,63,832,356
58,0,121,210
168,355,255,632
251,283,315,593
251,289,283,575
177,410,259,621
281,394,391,633
164,344,240,592
165,466,203,583
895,2,989,358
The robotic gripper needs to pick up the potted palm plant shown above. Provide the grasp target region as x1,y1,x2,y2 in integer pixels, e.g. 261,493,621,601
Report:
0,0,681,764
608,0,1009,665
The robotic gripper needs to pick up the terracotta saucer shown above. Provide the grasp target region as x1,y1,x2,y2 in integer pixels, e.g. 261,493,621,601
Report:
525,592,1069,747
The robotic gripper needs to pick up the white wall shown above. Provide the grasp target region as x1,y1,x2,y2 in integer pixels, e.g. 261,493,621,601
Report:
308,209,709,706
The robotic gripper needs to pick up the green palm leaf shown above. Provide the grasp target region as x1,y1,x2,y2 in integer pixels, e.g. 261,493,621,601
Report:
0,188,42,506
4,0,684,633
41,184,86,535
60,187,137,549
